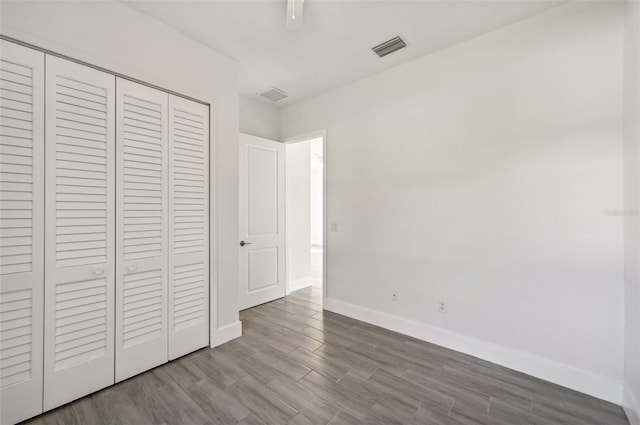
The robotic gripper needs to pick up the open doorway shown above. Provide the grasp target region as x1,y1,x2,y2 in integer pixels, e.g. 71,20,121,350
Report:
285,134,325,301
310,138,323,289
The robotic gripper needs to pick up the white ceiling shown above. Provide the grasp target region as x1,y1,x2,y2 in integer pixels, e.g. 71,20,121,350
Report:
124,0,563,108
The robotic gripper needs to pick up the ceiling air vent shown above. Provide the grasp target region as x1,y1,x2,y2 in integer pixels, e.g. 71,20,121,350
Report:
259,87,288,102
372,36,407,58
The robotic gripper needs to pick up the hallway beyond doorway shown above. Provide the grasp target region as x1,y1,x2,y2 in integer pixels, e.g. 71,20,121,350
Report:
311,245,323,288
285,134,324,296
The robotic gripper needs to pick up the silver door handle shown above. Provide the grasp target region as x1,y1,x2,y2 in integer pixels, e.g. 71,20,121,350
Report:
240,241,252,247
127,265,138,273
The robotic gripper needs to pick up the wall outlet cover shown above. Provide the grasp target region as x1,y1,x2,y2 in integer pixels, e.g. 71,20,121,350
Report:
438,301,448,314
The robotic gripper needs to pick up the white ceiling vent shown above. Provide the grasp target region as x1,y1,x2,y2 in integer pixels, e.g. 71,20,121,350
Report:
259,87,288,102
372,36,407,58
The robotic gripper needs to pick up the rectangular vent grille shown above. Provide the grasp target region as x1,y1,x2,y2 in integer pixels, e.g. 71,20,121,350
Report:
0,58,35,276
372,36,407,58
122,94,164,261
172,109,206,255
123,269,162,348
54,277,107,371
54,75,109,268
258,87,288,102
0,289,33,388
173,263,205,331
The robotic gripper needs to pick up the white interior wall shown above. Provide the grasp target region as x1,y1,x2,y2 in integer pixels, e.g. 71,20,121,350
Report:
286,141,312,291
624,0,640,422
239,96,281,141
281,1,625,403
310,138,324,247
0,0,242,345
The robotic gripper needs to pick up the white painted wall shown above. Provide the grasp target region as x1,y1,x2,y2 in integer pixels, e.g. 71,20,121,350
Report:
0,0,242,344
310,138,324,247
624,1,640,422
286,141,311,291
281,2,625,402
239,96,280,141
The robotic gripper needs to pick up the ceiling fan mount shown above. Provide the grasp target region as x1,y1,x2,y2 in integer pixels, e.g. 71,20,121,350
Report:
286,0,304,29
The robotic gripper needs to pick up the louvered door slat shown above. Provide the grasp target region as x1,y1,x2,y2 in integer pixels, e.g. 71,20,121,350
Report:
44,55,115,411
168,95,209,359
0,40,44,425
115,79,168,382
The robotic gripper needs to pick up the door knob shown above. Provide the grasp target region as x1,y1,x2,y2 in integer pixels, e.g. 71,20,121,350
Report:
240,241,252,247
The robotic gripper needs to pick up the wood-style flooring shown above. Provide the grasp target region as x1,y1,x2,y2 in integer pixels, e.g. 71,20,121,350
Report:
23,287,630,425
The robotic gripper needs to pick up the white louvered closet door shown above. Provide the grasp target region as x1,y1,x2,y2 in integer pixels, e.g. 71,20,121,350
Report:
44,56,115,410
168,95,209,359
0,40,45,425
115,79,168,381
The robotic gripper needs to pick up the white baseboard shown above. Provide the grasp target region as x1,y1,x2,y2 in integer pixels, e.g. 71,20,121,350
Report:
324,297,623,405
625,386,640,425
210,320,242,347
288,276,312,294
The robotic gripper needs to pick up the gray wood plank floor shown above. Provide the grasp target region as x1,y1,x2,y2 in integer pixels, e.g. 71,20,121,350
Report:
23,287,629,425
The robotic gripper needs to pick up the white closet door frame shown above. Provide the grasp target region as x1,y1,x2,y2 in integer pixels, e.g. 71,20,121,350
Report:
44,55,115,410
115,78,168,381
168,95,210,359
0,40,45,425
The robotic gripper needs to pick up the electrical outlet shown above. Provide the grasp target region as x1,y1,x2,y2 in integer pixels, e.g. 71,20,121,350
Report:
438,300,448,314
391,290,399,301
330,223,338,232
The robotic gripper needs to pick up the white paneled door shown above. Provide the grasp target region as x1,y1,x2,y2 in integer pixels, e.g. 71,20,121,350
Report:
0,40,45,425
168,95,209,360
43,56,115,410
238,134,285,310
115,79,168,381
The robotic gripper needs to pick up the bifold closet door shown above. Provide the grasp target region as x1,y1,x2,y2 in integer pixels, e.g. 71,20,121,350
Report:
0,40,45,425
44,56,115,410
168,95,209,359
115,79,168,381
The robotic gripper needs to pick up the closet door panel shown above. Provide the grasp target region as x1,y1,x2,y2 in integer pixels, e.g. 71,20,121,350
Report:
0,40,44,425
168,96,209,359
115,78,168,381
44,56,115,410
